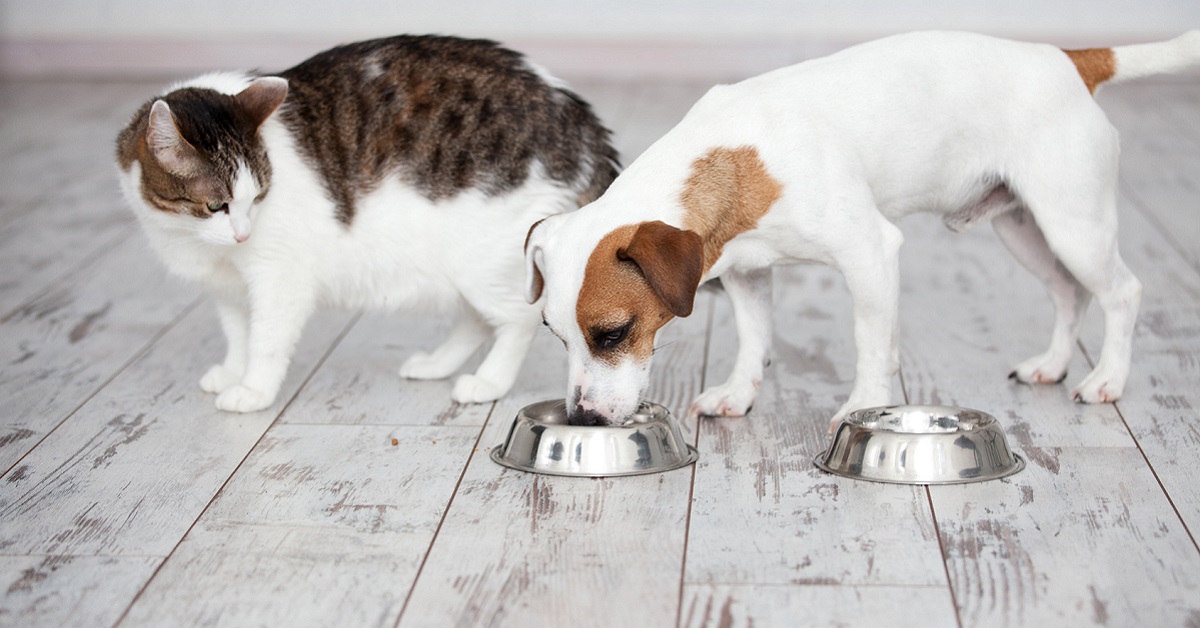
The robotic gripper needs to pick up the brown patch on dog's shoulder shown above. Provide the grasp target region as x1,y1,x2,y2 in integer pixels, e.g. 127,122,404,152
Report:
680,146,782,270
1064,47,1116,94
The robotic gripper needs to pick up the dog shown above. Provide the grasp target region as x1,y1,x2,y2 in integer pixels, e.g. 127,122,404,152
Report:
523,30,1200,429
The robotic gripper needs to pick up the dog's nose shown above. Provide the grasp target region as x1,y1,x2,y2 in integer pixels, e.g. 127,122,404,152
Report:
567,407,610,426
568,386,613,425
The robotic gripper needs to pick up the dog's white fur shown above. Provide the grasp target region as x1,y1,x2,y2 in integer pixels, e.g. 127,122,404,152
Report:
526,30,1200,428
120,72,577,413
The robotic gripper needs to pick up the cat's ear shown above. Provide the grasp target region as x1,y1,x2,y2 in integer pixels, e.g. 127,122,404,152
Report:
235,77,288,128
146,100,201,176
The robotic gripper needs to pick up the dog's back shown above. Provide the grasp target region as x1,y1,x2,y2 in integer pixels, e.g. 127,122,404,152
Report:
527,30,1200,427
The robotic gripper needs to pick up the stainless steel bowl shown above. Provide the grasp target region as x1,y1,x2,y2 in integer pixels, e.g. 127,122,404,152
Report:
490,400,698,477
814,405,1025,485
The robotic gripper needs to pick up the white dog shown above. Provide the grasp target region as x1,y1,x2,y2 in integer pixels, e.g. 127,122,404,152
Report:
524,30,1200,428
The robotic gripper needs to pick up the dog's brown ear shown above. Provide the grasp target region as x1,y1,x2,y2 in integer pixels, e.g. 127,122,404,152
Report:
524,218,548,303
618,221,704,317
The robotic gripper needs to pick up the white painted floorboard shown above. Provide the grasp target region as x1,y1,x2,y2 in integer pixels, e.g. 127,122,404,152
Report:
0,72,1198,628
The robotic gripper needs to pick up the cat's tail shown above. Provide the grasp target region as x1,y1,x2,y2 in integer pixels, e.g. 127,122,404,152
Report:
1065,30,1200,93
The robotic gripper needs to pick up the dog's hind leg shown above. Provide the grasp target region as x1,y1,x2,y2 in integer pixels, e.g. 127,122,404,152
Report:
992,206,1092,385
1016,142,1141,404
1045,226,1140,404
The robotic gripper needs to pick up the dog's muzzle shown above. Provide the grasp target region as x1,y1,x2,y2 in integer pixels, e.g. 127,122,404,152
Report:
568,385,617,426
567,408,613,426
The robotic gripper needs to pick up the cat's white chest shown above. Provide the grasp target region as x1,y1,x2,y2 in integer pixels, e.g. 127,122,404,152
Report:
238,176,528,313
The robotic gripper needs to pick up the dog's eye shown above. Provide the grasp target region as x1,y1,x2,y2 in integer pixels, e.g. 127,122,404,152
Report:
594,321,632,350
207,201,229,214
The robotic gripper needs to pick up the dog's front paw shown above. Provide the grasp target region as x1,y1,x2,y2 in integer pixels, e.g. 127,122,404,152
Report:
451,374,504,404
827,404,858,434
689,381,759,419
1008,353,1068,385
399,351,454,381
828,398,878,434
215,385,275,413
200,365,242,394
1071,367,1126,405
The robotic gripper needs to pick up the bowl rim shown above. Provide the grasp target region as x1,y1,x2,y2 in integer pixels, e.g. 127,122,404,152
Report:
490,399,699,478
843,404,997,433
812,451,1025,485
490,444,698,478
813,404,1027,485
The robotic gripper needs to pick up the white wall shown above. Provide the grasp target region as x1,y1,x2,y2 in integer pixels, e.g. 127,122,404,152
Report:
4,0,1200,41
2,0,1198,77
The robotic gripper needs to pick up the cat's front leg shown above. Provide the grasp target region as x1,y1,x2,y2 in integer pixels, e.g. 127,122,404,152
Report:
215,278,316,413
200,297,249,394
453,319,537,403
399,308,489,380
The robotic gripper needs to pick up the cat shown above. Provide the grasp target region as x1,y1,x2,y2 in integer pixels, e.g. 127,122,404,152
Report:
115,35,619,412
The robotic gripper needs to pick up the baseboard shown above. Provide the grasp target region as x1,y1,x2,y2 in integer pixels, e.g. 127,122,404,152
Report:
0,32,1180,82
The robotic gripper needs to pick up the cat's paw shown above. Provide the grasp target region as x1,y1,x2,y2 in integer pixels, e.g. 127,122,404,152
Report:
200,365,242,393
451,374,505,404
215,385,275,413
399,351,455,381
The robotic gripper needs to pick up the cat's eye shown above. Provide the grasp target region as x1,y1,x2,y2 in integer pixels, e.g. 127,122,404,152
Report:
207,201,229,214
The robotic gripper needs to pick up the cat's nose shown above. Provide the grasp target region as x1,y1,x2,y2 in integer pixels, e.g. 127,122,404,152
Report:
235,233,250,243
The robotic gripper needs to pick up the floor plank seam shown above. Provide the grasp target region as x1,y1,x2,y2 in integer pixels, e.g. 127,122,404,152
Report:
1108,388,1200,557
1118,181,1200,279
1074,337,1198,554
897,364,911,405
925,487,965,628
106,310,362,627
392,400,497,628
0,228,136,324
1162,102,1200,152
1,294,204,480
674,294,715,628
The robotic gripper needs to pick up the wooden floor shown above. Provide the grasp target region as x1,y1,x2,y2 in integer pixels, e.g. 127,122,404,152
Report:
1,73,1199,628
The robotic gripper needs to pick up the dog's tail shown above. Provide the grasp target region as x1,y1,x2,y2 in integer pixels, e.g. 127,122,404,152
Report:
1065,30,1200,94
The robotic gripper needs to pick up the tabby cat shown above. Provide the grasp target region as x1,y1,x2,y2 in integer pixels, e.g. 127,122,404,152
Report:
116,35,619,412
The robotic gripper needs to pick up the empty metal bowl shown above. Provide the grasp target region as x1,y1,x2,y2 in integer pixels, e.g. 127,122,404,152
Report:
490,400,698,477
814,405,1025,485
